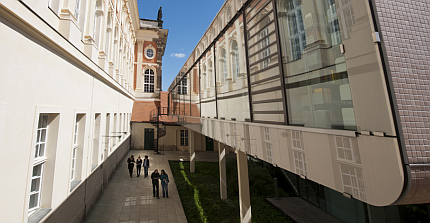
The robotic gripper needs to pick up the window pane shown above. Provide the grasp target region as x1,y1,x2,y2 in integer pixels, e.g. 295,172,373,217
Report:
32,165,42,177
36,130,41,142
31,178,40,192
276,0,356,130
39,144,45,157
34,145,39,158
29,194,38,209
42,115,48,127
40,129,47,142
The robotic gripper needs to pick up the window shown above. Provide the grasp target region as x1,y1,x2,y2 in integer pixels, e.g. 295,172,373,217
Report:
29,164,44,211
202,64,207,89
29,115,48,212
74,0,81,20
326,0,341,45
221,48,227,82
112,113,117,147
286,0,306,61
144,69,155,92
92,114,101,171
339,164,366,201
178,77,187,95
231,40,240,77
93,3,97,39
34,115,48,159
231,123,237,148
335,136,355,162
263,127,273,163
260,18,271,68
180,130,189,146
220,122,225,143
146,49,154,58
291,131,307,176
70,116,79,181
208,59,214,87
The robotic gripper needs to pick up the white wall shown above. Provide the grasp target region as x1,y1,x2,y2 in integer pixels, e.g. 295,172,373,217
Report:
0,2,134,222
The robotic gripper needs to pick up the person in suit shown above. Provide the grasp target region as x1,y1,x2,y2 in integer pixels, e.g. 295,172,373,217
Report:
136,155,142,177
143,155,150,177
151,169,160,199
127,155,135,178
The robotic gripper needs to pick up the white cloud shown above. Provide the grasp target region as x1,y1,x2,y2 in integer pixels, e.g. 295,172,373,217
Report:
170,53,186,58
181,48,185,51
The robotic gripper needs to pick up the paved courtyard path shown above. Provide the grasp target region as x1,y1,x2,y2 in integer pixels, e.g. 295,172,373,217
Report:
84,150,192,223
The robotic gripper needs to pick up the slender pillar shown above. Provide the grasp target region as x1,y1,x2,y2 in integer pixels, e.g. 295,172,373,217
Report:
236,150,251,223
218,141,227,199
190,130,195,173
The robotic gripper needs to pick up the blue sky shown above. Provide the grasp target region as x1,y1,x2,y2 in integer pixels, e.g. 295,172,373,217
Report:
137,0,225,91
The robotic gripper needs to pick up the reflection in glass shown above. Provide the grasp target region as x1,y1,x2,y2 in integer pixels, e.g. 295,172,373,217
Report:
277,0,356,130
286,67,355,129
231,40,240,78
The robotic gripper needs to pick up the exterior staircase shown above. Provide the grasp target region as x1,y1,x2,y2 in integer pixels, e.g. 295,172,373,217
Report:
149,107,168,153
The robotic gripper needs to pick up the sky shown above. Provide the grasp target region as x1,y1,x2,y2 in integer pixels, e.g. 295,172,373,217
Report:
137,0,226,91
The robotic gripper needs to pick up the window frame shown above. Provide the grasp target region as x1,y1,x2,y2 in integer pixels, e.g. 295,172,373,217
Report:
74,0,81,21
180,130,189,146
29,114,49,214
144,69,155,93
231,40,240,78
178,77,187,95
29,163,44,213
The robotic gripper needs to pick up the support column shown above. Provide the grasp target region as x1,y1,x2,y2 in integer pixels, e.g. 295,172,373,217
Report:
236,150,251,223
190,130,195,173
218,141,227,199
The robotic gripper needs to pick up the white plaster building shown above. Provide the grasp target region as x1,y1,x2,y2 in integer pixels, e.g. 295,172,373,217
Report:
0,0,166,222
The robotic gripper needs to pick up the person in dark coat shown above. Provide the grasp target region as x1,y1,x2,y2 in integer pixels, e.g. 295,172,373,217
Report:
143,155,150,177
151,169,160,198
160,169,169,198
136,155,142,177
127,155,135,178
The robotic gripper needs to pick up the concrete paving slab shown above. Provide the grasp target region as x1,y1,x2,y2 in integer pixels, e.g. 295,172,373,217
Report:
84,150,192,223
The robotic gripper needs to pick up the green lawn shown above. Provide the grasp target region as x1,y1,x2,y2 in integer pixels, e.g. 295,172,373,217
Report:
169,159,293,223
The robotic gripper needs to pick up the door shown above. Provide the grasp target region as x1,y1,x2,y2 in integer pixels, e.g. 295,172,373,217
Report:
144,128,154,150
205,136,214,151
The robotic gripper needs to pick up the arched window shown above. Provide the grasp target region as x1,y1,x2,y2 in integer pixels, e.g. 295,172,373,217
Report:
144,69,155,93
202,64,207,89
285,0,306,61
105,11,112,57
220,48,227,82
178,77,187,95
231,40,240,78
94,0,103,47
260,17,271,68
76,0,88,30
208,59,214,87
74,0,81,20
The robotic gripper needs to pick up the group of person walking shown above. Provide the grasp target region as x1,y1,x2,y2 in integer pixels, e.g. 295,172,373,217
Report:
127,155,170,199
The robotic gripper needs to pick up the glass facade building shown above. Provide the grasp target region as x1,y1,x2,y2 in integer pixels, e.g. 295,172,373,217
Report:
167,0,430,222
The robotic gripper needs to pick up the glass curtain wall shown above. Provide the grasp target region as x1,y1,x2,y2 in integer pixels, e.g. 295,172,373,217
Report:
200,49,217,119
276,0,356,130
245,0,287,124
215,14,251,122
